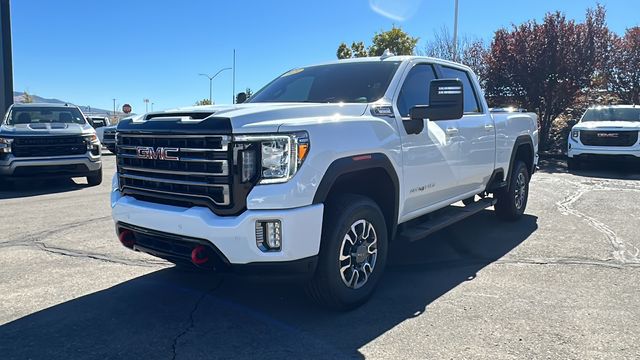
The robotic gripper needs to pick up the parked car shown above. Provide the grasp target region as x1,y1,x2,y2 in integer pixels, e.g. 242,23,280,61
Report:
0,103,102,186
110,56,538,309
567,105,640,170
100,125,117,153
89,115,111,141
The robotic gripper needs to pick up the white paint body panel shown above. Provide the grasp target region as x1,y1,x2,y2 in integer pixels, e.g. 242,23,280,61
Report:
110,56,538,264
568,118,640,158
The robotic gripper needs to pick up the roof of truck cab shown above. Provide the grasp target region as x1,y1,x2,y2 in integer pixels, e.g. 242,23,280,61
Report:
11,103,80,108
588,104,639,109
305,55,474,73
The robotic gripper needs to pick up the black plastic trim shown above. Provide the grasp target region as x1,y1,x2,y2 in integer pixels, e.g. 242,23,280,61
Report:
507,135,535,184
117,116,232,134
312,153,400,238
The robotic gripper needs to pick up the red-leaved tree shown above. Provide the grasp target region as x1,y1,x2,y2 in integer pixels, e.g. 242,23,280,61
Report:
483,6,610,150
610,27,640,104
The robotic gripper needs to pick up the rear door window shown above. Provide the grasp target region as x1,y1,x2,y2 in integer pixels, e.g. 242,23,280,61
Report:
440,66,482,113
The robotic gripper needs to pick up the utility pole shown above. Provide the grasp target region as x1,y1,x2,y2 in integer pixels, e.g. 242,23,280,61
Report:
199,67,231,104
143,98,149,112
0,0,13,118
452,0,459,62
151,102,154,112
232,49,236,104
112,98,116,117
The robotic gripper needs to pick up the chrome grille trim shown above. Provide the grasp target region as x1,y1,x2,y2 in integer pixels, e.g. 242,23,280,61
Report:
116,133,232,207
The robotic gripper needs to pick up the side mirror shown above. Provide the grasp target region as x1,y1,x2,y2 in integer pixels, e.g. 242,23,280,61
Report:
410,79,464,122
566,119,578,127
236,92,247,104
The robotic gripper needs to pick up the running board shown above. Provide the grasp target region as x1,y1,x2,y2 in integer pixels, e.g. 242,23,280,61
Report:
397,198,497,242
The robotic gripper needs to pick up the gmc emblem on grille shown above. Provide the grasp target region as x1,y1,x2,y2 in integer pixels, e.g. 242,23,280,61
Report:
597,133,619,138
136,146,180,161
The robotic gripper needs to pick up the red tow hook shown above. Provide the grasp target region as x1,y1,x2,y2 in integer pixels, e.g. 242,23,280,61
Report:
118,229,135,248
191,245,209,266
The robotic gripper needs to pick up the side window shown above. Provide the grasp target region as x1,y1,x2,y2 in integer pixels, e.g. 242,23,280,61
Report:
396,64,437,118
440,66,482,113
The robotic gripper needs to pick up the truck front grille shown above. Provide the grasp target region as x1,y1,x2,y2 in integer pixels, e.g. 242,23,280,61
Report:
116,134,238,213
12,136,88,157
580,130,639,147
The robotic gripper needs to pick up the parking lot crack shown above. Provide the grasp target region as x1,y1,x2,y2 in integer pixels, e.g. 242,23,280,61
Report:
555,177,640,265
171,280,223,360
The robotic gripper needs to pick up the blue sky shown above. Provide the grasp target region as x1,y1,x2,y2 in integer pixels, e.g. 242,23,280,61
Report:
11,0,640,113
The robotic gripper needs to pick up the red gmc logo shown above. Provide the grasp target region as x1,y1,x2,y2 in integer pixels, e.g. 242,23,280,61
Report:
135,146,180,161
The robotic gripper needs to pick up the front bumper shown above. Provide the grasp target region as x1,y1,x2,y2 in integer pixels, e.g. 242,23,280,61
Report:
567,139,640,159
111,189,324,272
0,153,102,178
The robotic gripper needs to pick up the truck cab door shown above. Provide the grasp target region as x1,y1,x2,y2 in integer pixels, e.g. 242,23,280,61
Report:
438,66,496,194
395,63,463,220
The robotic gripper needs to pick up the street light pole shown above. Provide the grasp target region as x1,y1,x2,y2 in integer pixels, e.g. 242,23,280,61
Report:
0,0,14,118
112,98,116,117
452,0,459,62
199,67,231,104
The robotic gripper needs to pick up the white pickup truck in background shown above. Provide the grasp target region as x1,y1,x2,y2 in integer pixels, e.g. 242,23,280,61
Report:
110,55,538,309
568,105,640,170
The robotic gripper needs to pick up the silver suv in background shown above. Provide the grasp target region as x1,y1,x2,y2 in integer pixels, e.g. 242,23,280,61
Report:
0,103,103,186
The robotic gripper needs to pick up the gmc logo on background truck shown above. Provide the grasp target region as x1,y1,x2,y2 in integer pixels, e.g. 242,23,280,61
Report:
135,146,180,161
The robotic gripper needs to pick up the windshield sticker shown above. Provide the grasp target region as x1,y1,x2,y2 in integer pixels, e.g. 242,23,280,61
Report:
282,68,304,77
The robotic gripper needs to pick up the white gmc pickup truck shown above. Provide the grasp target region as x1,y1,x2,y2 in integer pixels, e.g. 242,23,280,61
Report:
111,55,538,309
567,105,640,169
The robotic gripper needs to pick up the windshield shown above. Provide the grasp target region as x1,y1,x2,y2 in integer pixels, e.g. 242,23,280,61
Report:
248,61,401,104
581,108,640,122
5,106,87,125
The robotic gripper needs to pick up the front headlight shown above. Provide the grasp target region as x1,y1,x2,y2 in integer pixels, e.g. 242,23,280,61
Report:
0,137,13,153
235,132,310,184
84,134,100,149
571,129,580,139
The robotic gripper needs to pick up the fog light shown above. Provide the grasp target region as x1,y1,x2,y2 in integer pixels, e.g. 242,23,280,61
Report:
255,220,282,252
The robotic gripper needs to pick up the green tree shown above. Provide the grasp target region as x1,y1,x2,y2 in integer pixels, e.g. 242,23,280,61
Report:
336,27,418,59
367,26,419,56
351,41,368,57
337,42,352,59
195,98,212,106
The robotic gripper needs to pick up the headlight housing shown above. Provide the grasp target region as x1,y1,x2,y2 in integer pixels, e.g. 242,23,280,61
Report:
571,129,580,139
0,137,13,153
235,132,310,184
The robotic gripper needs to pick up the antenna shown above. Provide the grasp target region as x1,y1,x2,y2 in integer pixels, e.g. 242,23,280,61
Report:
380,49,395,60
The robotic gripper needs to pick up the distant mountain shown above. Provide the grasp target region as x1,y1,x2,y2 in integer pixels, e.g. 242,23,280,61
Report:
12,91,119,116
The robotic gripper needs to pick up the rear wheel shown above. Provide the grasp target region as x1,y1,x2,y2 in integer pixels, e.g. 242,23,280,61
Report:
494,160,529,221
306,194,388,310
86,168,103,186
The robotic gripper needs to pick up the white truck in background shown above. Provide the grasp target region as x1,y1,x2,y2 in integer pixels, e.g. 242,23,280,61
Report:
110,55,538,309
568,105,640,169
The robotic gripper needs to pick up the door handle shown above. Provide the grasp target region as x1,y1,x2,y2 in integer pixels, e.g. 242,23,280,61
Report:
484,124,495,131
445,127,459,135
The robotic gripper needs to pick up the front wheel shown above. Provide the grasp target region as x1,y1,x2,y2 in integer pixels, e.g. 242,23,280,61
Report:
306,194,388,310
494,160,529,221
86,168,103,186
567,157,581,171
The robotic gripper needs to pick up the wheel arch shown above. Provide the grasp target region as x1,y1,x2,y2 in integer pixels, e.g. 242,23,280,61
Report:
312,153,400,241
507,135,535,184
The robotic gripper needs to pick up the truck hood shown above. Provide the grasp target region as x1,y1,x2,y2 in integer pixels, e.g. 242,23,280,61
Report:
573,121,640,131
156,103,370,133
0,122,95,136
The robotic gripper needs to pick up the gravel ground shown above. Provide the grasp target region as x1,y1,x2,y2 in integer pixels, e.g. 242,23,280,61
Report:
0,155,639,359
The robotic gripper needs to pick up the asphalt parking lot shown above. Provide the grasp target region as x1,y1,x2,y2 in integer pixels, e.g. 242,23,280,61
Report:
1,154,639,359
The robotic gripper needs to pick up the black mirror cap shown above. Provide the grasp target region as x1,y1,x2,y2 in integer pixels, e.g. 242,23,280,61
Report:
410,79,464,121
